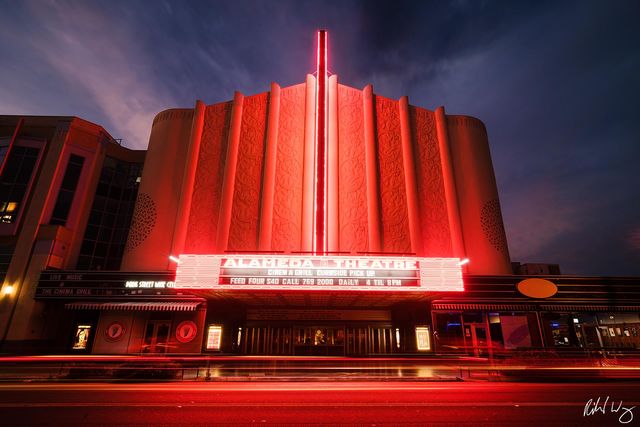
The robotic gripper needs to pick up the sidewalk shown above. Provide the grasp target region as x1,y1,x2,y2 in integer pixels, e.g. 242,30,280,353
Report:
0,355,638,383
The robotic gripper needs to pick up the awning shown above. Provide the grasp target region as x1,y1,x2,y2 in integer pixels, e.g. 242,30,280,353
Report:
64,301,201,311
539,305,640,312
432,303,536,311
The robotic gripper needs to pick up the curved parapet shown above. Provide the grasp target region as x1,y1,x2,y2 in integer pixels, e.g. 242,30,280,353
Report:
447,114,511,274
121,108,195,271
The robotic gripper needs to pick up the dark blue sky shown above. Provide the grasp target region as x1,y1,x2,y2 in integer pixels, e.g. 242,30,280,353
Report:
0,0,638,275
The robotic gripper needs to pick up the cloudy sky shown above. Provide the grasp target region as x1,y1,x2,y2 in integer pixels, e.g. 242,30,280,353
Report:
0,0,638,275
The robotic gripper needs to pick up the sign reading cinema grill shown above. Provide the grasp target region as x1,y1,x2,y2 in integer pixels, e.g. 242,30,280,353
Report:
175,255,464,292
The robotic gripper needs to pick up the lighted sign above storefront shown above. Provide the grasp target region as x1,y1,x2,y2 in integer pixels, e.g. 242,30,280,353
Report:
174,255,464,292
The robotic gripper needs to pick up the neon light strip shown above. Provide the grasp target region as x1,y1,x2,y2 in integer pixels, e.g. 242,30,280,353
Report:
313,30,328,255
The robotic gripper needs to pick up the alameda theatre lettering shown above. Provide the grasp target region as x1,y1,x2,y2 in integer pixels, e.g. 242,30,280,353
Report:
175,255,464,292
222,257,416,270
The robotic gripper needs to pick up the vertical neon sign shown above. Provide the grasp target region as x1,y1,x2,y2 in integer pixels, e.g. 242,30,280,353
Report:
313,30,329,255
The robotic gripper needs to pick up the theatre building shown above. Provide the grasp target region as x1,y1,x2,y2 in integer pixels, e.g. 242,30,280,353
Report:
2,32,639,356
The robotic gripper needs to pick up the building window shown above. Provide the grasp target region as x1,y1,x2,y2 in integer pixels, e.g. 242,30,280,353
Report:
0,138,10,168
0,145,40,223
76,157,142,270
50,154,85,226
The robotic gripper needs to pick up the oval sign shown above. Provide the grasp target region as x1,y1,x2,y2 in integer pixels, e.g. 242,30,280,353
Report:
517,278,558,299
176,321,198,343
104,321,126,342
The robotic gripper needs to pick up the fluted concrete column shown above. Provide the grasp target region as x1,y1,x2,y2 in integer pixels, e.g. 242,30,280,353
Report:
258,83,281,251
398,96,423,255
363,85,382,253
435,106,466,260
327,75,339,252
216,91,244,252
171,100,205,257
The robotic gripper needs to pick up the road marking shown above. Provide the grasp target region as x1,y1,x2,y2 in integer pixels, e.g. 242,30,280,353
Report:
0,384,465,391
0,401,624,408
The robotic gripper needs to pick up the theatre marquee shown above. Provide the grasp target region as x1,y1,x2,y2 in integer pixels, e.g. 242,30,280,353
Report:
174,255,464,292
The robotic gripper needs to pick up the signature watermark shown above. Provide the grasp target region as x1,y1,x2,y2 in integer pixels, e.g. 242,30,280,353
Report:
584,396,636,424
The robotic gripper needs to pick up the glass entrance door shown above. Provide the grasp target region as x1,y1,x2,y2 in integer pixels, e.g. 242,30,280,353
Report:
243,326,293,355
466,324,491,357
346,327,368,356
370,327,394,354
293,326,345,356
142,320,171,353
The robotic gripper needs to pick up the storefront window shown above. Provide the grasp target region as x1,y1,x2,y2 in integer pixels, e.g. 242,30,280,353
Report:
488,313,504,349
543,314,581,347
433,312,464,352
462,312,484,324
596,313,640,349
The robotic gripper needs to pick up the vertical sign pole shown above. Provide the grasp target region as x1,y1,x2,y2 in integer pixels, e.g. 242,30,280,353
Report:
314,30,328,255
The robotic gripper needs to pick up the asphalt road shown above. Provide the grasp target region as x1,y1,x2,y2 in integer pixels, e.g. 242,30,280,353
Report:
1,381,639,426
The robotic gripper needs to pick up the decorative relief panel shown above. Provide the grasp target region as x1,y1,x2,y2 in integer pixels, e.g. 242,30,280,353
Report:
481,198,509,254
375,96,411,254
124,193,157,253
185,102,232,252
410,107,453,256
228,93,268,251
272,84,305,252
337,85,368,252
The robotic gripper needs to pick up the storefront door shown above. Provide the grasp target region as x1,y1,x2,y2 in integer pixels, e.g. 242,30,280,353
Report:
142,320,171,353
467,324,491,357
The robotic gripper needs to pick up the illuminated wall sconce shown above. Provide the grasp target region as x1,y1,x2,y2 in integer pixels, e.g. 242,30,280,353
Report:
415,326,431,351
168,255,180,264
206,325,222,351
2,285,14,296
458,258,470,266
